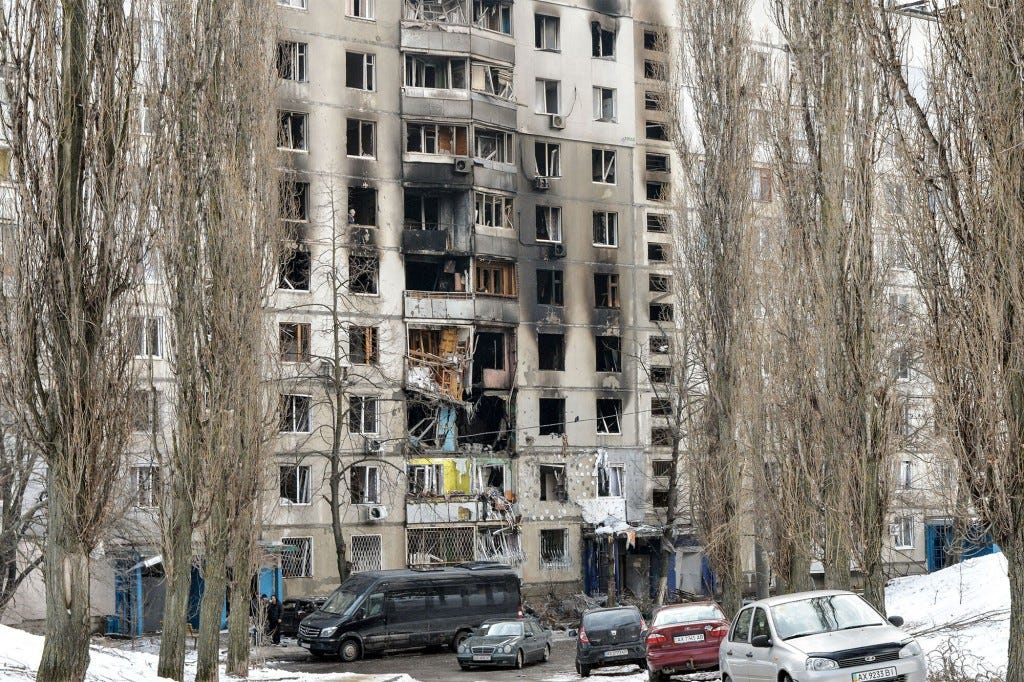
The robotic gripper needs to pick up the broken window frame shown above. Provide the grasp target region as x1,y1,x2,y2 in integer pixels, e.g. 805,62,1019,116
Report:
349,253,379,295
473,0,513,35
591,25,615,58
648,242,670,263
277,41,307,82
476,463,506,492
474,259,517,297
349,325,380,365
597,464,624,497
346,118,376,158
645,91,666,111
348,185,377,226
646,213,669,232
650,335,671,355
131,315,162,358
474,191,514,229
534,13,560,51
651,398,673,417
345,51,376,91
645,121,669,141
473,127,514,163
596,398,622,435
594,273,620,308
281,536,313,577
592,148,616,184
279,243,311,291
537,333,565,371
647,180,669,202
534,141,560,177
279,394,312,433
351,464,381,504
279,322,311,363
536,269,564,306
279,464,312,505
595,335,621,373
280,179,309,222
540,528,570,568
474,330,507,371
646,153,670,172
536,201,561,241
539,464,568,502
133,465,161,508
643,29,666,51
405,54,468,90
407,463,444,496
277,110,307,151
406,122,469,156
347,0,375,19
535,78,560,115
592,211,618,246
650,303,674,322
471,62,513,99
593,86,616,122
538,397,565,436
649,274,671,292
349,396,379,435
644,58,667,81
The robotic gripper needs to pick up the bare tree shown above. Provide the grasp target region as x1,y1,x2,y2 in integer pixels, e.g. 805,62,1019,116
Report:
0,416,44,617
859,0,1024,672
0,2,153,679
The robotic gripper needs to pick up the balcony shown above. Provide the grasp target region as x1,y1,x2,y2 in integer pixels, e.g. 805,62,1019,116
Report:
405,291,476,320
402,88,472,119
403,154,473,189
402,225,451,253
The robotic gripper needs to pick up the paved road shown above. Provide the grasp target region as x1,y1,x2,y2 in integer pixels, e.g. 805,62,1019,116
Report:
269,637,649,682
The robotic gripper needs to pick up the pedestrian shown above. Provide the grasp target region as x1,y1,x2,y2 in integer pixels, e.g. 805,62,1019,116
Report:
267,594,283,646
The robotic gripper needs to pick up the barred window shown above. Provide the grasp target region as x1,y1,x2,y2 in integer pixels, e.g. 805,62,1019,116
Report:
281,537,313,577
540,528,570,568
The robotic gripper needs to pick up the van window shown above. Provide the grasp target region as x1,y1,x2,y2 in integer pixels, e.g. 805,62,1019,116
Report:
432,583,467,618
322,588,361,615
387,588,429,622
362,591,384,618
467,582,496,609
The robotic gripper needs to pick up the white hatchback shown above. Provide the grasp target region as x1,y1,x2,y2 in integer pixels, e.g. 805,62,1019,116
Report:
719,590,927,682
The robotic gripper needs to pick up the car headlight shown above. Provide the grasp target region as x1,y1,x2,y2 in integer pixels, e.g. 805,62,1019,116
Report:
319,626,337,638
806,657,839,671
900,640,923,658
458,643,468,653
502,645,512,653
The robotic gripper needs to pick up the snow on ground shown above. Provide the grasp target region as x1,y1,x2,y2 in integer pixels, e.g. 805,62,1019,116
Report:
886,552,1010,678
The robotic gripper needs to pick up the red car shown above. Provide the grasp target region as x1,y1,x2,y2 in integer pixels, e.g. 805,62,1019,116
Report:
645,602,729,681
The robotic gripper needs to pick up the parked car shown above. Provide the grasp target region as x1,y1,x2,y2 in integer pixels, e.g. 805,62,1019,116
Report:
280,596,327,638
296,562,522,661
720,590,927,682
455,616,551,670
645,601,729,680
573,605,648,678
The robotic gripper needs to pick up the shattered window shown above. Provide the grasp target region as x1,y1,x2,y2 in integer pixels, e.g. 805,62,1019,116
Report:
474,128,513,163
591,24,615,58
538,333,565,371
651,399,672,417
597,464,624,497
277,41,307,82
540,529,569,568
650,335,671,355
473,0,512,35
536,269,564,306
538,398,565,436
346,119,375,158
475,260,517,296
647,213,669,232
646,153,670,172
277,111,307,150
349,254,379,295
279,465,311,504
651,366,672,384
592,149,616,184
593,211,618,246
346,51,375,90
539,465,567,502
279,322,311,363
279,244,311,291
650,303,674,322
645,121,669,141
535,142,560,178
280,179,308,221
596,335,621,373
477,464,505,492
407,464,444,496
475,191,514,229
647,181,669,202
594,273,620,308
536,205,562,242
349,325,379,365
351,465,380,504
596,399,621,435
593,87,616,122
649,274,671,292
471,62,513,99
648,242,671,263
279,394,312,433
349,396,378,434
651,427,673,446
644,29,666,51
534,14,560,50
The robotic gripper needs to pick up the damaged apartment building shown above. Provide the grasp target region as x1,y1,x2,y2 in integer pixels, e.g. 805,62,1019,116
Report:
262,0,700,603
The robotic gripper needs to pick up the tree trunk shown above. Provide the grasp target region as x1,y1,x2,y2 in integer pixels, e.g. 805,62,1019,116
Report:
753,540,770,599
605,536,616,607
37,482,91,682
196,521,228,682
330,451,349,583
158,489,195,680
225,570,250,676
1007,522,1024,682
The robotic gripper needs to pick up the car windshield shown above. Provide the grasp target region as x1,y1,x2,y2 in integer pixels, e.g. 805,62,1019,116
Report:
584,609,639,629
771,594,887,640
485,622,523,636
320,589,360,615
652,604,723,626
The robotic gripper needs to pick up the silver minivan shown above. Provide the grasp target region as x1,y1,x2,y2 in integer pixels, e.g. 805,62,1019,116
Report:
720,590,927,682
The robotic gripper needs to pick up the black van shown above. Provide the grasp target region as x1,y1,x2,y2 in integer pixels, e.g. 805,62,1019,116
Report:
296,562,522,661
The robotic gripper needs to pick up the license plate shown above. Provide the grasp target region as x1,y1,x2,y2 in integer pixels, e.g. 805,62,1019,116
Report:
674,633,705,643
473,655,492,662
853,667,898,682
298,641,310,649
605,649,628,657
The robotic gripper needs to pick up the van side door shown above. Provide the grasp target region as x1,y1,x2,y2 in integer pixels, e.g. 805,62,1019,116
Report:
353,590,386,652
429,582,467,645
384,587,430,649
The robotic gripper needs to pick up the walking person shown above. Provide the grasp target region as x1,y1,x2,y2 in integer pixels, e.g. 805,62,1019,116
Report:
267,594,283,646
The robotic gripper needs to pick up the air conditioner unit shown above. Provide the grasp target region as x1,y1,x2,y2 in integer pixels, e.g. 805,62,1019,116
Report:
549,243,567,259
453,157,471,174
366,504,388,521
533,176,550,190
549,114,566,129
364,437,383,454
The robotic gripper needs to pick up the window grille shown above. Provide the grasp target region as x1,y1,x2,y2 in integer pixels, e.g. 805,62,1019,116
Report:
407,527,474,566
351,535,382,573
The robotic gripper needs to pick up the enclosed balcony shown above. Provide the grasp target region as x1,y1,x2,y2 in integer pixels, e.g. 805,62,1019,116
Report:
402,190,471,254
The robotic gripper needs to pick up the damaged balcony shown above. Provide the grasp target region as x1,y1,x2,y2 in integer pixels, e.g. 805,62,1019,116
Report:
401,2,516,66
405,456,520,527
403,121,474,189
403,257,519,324
403,190,472,254
403,54,472,119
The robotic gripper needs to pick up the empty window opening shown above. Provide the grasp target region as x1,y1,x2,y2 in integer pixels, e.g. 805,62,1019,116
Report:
406,122,469,156
475,259,517,296
277,41,307,81
279,244,311,291
280,464,311,504
463,395,511,450
281,180,308,221
540,528,570,567
596,398,621,434
475,192,514,229
646,121,669,141
652,399,672,417
407,463,444,496
650,303,674,322
645,91,666,111
596,335,621,372
133,466,161,508
647,181,669,202
649,242,670,262
651,366,672,383
346,51,375,90
280,394,312,433
650,335,671,354
405,55,467,89
280,322,311,362
404,258,468,292
645,59,667,80
536,79,560,115
538,398,565,436
473,0,512,34
536,206,562,242
536,269,564,305
646,153,670,172
592,149,616,184
349,325,379,365
535,142,560,177
649,274,671,292
644,29,666,51
593,211,618,246
471,62,513,99
351,465,381,503
474,128,513,163
281,537,313,577
349,396,378,434
477,463,506,492
348,186,377,226
474,331,506,371
653,489,670,508
404,193,441,230
651,426,673,446
539,465,568,502
349,254,379,294
647,213,669,232
593,87,616,122
131,316,162,358
591,23,615,58
595,273,620,308
278,111,307,150
597,464,624,496
534,14,560,50
538,333,565,371
347,119,376,157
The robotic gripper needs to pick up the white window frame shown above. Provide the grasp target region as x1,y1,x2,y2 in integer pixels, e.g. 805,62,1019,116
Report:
534,14,560,51
406,122,467,156
593,211,618,247
474,128,513,163
405,55,467,90
475,191,514,229
539,528,570,568
346,0,374,20
277,41,307,82
892,515,914,549
351,464,381,504
473,0,512,35
346,51,376,91
281,536,313,577
407,463,444,496
476,463,507,491
280,394,312,433
347,119,375,158
597,464,624,497
535,142,560,177
592,149,616,184
349,396,379,435
536,205,562,243
535,78,560,115
132,315,162,358
897,460,913,490
279,464,311,505
278,110,307,151
471,62,513,99
277,0,307,8
133,465,161,508
593,87,616,122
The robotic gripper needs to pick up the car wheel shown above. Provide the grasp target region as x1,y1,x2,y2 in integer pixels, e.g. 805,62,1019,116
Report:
648,669,665,682
542,643,551,662
576,661,592,678
515,649,525,669
338,638,361,662
451,629,471,651
781,675,793,682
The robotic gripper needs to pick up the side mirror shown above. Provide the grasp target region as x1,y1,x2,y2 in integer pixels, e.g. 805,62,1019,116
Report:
354,608,366,620
567,628,578,638
525,632,534,638
888,615,904,627
751,634,772,648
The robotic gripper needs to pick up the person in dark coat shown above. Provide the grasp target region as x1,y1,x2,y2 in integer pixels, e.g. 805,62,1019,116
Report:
267,595,283,645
